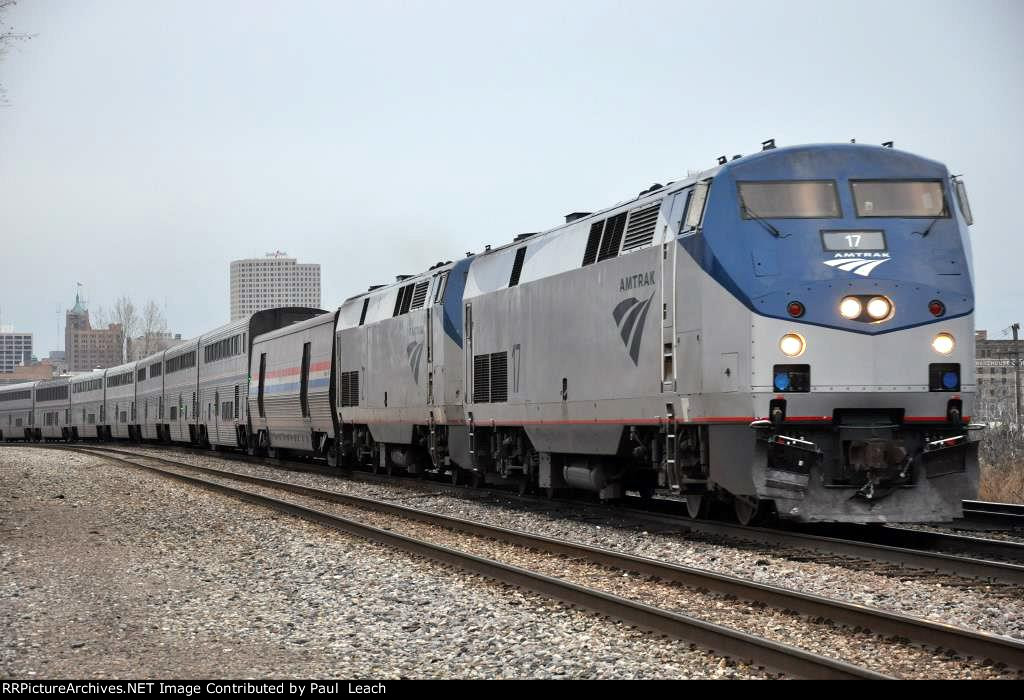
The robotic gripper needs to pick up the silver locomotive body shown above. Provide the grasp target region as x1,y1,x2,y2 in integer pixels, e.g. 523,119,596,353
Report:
347,143,978,523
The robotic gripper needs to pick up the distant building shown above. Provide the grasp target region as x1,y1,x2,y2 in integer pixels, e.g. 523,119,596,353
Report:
129,332,183,361
0,328,32,374
45,351,68,376
0,361,58,386
975,329,1023,423
65,293,123,371
230,252,321,321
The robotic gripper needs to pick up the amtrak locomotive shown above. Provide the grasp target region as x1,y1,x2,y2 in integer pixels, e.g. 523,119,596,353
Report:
0,142,980,524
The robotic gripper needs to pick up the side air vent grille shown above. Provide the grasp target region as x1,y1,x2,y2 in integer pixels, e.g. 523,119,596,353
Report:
508,247,527,287
490,351,508,402
621,202,662,251
340,371,360,407
409,281,430,310
393,283,415,316
582,221,604,266
473,354,490,403
597,212,628,262
473,352,508,403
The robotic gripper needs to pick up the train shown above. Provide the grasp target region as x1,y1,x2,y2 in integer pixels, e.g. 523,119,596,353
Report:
0,142,982,525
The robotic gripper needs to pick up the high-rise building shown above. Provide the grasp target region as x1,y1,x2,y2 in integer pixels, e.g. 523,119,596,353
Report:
0,327,33,373
65,293,123,371
229,252,321,321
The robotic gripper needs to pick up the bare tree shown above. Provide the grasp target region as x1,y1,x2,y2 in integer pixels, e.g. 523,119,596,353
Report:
137,300,169,358
111,295,139,363
92,304,109,328
0,1,33,105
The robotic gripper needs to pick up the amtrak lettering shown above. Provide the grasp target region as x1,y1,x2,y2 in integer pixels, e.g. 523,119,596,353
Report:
619,271,656,293
830,252,890,259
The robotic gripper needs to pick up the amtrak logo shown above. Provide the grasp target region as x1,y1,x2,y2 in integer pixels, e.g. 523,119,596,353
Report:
824,254,892,277
406,341,424,383
612,292,655,365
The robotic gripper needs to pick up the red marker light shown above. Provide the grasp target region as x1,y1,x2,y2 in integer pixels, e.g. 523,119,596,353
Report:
928,300,945,317
787,301,805,318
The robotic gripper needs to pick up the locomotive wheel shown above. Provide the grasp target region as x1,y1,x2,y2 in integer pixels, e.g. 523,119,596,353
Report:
684,494,709,519
517,477,530,496
734,496,767,526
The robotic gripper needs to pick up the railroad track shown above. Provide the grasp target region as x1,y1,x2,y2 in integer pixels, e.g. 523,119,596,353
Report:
21,443,1024,678
13,440,1024,585
962,500,1024,528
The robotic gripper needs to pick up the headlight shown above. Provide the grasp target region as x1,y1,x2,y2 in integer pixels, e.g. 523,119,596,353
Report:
839,296,863,320
932,332,955,355
780,333,806,357
865,296,893,321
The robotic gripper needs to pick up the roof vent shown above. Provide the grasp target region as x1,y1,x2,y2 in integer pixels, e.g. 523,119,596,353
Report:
395,275,413,282
761,138,776,151
732,154,742,161
368,285,384,291
565,212,591,223
882,141,894,149
637,183,663,197
514,232,539,241
717,156,728,165
485,244,492,252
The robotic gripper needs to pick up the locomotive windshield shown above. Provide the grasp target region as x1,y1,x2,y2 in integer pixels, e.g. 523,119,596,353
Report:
851,180,948,218
737,181,841,219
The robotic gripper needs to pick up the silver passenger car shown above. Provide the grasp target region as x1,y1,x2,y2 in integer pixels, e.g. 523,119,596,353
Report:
104,362,138,440
162,338,199,443
70,370,106,440
198,308,326,449
0,381,36,441
248,310,338,459
136,352,165,441
34,377,71,441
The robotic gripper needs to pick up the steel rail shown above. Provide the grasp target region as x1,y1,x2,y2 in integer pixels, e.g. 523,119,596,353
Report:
962,499,1024,526
49,444,888,680
64,445,1024,671
8,442,1024,582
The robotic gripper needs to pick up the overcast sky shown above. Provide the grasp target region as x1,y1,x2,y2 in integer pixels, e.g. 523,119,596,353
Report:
1,0,1022,354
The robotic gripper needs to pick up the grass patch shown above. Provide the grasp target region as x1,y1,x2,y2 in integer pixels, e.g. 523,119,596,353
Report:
978,424,1024,504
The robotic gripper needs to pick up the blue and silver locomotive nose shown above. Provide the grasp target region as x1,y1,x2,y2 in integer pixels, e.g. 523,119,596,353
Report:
675,143,979,523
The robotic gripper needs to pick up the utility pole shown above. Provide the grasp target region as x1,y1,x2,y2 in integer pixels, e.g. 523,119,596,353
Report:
1013,322,1022,427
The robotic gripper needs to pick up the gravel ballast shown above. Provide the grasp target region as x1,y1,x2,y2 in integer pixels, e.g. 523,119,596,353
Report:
107,450,1021,679
113,445,1024,643
0,446,771,679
